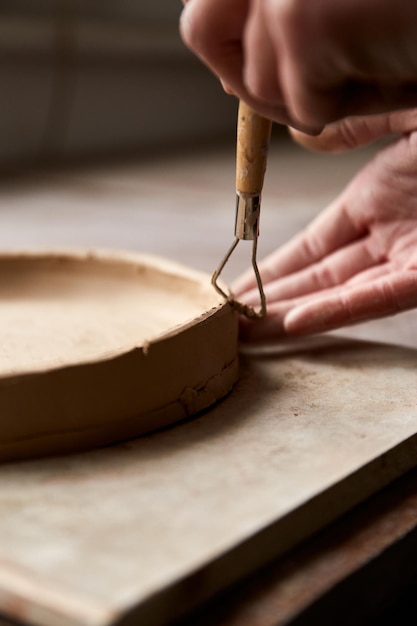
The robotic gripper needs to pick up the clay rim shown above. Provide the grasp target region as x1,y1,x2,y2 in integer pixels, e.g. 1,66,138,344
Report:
0,248,233,376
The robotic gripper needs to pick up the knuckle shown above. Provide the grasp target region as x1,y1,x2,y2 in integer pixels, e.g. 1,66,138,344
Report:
336,119,363,150
379,280,399,312
268,0,302,23
301,230,326,261
268,0,314,38
311,263,337,289
245,73,277,104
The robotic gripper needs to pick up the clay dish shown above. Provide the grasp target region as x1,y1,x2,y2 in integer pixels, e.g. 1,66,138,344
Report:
0,250,238,462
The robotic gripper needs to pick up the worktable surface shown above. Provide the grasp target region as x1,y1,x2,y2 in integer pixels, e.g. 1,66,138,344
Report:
0,138,417,626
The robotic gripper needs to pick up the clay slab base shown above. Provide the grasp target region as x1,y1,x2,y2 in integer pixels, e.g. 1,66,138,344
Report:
0,339,417,626
0,250,238,461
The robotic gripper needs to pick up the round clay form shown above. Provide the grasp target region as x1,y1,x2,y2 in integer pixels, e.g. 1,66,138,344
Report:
0,250,238,461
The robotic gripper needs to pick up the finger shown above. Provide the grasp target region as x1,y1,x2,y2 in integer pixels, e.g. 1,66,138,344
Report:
232,196,364,296
180,0,246,85
239,299,291,341
284,270,417,336
345,263,392,286
180,0,319,130
274,2,417,128
239,288,334,342
243,0,282,106
282,65,417,130
307,83,417,130
275,3,341,129
236,236,382,306
240,269,417,342
289,110,417,153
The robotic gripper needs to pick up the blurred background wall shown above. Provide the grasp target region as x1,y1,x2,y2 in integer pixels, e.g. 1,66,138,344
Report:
0,1,238,168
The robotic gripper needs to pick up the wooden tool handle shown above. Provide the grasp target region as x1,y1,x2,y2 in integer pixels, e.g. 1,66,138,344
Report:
236,101,272,196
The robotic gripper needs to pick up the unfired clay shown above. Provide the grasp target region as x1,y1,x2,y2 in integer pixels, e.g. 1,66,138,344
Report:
0,250,238,461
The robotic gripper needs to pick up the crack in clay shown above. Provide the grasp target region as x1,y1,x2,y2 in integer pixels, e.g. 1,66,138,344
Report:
179,357,238,416
0,358,239,447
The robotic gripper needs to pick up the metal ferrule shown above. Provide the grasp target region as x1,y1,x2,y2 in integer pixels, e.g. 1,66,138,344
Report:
234,192,261,241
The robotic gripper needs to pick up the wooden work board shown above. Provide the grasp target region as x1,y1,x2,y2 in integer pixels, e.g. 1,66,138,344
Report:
1,338,417,626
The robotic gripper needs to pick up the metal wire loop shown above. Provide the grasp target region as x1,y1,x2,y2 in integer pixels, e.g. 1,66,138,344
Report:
211,237,266,320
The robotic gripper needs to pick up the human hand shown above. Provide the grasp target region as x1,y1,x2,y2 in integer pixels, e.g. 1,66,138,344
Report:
232,119,417,341
180,0,417,131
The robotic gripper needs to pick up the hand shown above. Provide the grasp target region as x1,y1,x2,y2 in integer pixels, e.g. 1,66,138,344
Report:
232,115,417,341
180,0,417,131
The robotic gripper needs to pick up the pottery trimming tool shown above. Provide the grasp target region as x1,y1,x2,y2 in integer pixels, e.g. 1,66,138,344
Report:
212,100,272,319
